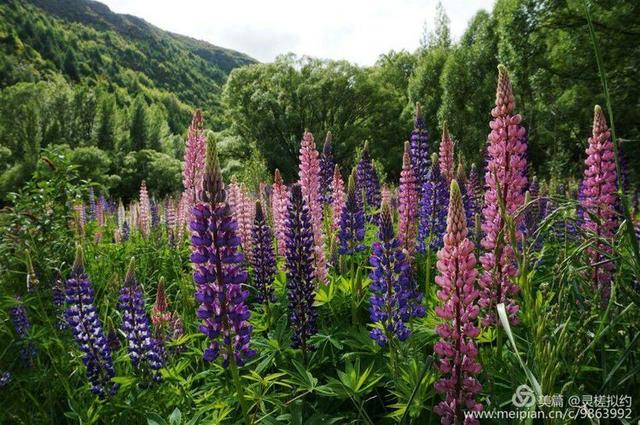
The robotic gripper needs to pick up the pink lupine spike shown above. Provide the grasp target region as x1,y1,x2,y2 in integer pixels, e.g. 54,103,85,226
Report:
439,122,454,182
272,169,289,256
298,131,328,284
398,141,419,258
139,180,151,237
381,186,393,208
580,105,619,302
182,110,207,205
434,180,482,424
228,182,255,262
478,65,528,326
152,278,172,327
331,165,346,232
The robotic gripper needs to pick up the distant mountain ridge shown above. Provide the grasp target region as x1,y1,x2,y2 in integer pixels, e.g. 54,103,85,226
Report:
28,0,256,74
0,0,257,113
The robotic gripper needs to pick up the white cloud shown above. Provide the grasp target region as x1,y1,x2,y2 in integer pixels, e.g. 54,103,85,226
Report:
100,0,495,65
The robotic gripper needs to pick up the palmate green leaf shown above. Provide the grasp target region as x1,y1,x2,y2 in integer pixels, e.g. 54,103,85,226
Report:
318,358,383,399
282,360,319,393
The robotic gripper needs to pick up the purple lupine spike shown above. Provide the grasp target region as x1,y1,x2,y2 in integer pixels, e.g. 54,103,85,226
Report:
319,132,335,205
251,201,277,304
65,247,117,398
118,260,164,383
150,199,160,229
106,322,121,352
410,102,431,189
368,202,414,347
418,155,449,252
433,180,483,424
284,184,318,355
10,297,37,366
356,141,382,212
456,164,475,229
191,140,255,368
338,170,366,256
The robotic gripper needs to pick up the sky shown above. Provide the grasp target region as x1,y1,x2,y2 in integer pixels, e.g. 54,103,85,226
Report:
100,0,495,66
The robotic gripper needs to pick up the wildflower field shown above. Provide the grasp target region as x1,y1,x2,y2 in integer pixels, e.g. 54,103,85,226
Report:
1,1,640,424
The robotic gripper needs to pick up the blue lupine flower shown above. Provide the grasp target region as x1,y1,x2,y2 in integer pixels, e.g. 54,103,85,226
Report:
338,171,366,255
118,261,164,383
65,248,117,398
418,161,449,252
250,201,277,304
284,184,318,352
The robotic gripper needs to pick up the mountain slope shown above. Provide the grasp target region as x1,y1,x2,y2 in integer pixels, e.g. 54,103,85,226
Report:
0,0,256,112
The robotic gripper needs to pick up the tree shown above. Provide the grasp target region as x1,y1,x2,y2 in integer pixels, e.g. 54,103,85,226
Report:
128,95,149,152
96,93,116,151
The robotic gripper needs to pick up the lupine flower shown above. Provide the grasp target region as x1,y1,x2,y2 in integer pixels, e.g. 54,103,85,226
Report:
0,371,11,387
96,195,105,227
356,141,382,212
284,184,318,353
410,102,431,189
398,141,419,258
150,199,160,228
272,169,289,256
139,181,151,237
191,140,255,367
368,202,414,347
456,163,475,229
117,200,126,229
338,170,366,255
478,65,528,326
122,220,130,241
298,131,328,284
88,187,96,221
438,122,454,182
118,261,164,383
319,131,335,204
65,247,117,397
580,106,619,302
182,109,207,205
433,180,483,424
10,298,36,365
381,186,393,208
73,202,86,234
331,165,346,232
228,183,255,263
466,163,482,212
152,278,172,327
418,155,449,252
251,201,277,304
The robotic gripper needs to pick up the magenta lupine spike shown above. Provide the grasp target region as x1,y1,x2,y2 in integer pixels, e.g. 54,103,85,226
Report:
73,202,85,234
433,180,483,424
298,131,328,284
439,122,454,182
95,197,105,227
478,65,528,326
272,169,289,256
398,141,419,259
176,193,189,241
182,110,207,205
139,181,151,237
331,165,346,232
580,105,619,302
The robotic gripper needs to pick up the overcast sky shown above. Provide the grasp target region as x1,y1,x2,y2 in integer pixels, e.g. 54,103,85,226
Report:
100,0,495,65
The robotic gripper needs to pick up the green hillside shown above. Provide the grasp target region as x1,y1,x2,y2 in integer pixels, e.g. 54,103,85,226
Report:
0,0,255,113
